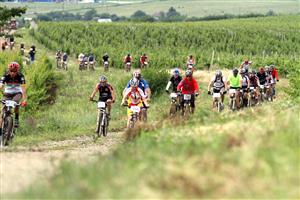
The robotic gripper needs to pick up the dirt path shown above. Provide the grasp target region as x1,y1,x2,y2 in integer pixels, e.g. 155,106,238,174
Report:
0,132,124,196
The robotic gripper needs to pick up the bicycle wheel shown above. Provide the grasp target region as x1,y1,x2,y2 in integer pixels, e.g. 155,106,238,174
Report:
3,115,13,146
102,114,108,137
169,103,176,117
97,112,103,137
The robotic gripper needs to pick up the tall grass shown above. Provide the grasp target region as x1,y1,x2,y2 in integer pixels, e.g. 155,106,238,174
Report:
17,95,300,198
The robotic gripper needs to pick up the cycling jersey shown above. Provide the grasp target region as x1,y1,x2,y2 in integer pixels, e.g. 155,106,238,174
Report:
177,78,199,95
241,62,251,73
103,55,109,62
249,75,259,87
241,75,249,88
140,56,147,63
257,72,267,85
211,75,226,91
228,74,241,88
89,56,94,62
62,54,68,62
125,79,149,93
124,87,146,105
125,56,131,63
170,75,182,92
0,73,26,94
97,83,113,102
271,68,279,81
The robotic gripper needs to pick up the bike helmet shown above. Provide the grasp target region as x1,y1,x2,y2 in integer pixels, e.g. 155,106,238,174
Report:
173,68,180,76
185,69,193,77
251,69,257,75
99,75,107,82
215,70,222,77
130,78,139,87
133,69,141,79
269,64,275,70
244,60,249,64
8,62,20,72
240,68,246,75
233,68,239,76
265,65,270,72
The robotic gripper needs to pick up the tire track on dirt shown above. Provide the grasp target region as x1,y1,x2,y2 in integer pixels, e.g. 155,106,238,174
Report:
0,132,124,196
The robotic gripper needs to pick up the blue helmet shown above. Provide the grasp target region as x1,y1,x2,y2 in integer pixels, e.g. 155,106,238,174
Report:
173,68,180,75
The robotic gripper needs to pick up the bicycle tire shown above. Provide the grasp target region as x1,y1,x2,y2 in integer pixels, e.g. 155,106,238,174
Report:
3,115,13,146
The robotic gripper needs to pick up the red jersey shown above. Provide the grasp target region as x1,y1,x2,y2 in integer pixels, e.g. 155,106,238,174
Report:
271,68,279,80
140,56,147,63
177,78,199,94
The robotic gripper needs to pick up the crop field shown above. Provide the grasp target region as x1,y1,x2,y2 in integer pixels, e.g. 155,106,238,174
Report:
32,15,300,72
1,0,299,17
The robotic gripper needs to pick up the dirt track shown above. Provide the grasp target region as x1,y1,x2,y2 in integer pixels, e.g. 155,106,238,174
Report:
0,132,124,196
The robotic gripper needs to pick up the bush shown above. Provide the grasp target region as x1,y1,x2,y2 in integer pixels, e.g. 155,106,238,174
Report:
142,68,169,96
25,56,62,111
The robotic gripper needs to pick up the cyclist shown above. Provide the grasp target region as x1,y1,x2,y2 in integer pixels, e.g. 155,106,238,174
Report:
227,68,242,108
257,67,268,86
207,70,227,108
89,53,95,62
140,53,149,68
249,70,260,101
269,64,279,97
177,69,199,114
89,75,115,131
240,59,252,74
0,62,27,131
124,53,132,64
102,53,109,65
28,45,36,64
240,68,250,107
78,52,84,62
186,55,196,70
55,50,62,66
122,78,147,127
124,69,151,101
62,52,68,62
166,68,182,93
20,43,25,55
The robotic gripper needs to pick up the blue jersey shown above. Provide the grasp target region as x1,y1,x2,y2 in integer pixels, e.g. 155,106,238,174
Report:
125,79,149,92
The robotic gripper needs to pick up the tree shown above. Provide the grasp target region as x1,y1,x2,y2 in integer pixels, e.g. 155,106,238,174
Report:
0,6,26,26
83,9,97,21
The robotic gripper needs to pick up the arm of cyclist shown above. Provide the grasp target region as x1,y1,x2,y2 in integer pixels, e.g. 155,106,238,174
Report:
89,83,98,101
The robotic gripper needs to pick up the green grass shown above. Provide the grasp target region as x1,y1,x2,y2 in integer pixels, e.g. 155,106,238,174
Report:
9,28,170,146
1,0,299,17
15,78,300,198
4,18,300,198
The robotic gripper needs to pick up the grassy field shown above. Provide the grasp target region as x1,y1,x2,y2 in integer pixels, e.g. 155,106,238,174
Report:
1,14,299,198
13,71,300,198
1,0,299,17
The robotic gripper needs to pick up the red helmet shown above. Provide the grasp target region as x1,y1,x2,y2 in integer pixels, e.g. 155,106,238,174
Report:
244,60,249,64
8,62,20,72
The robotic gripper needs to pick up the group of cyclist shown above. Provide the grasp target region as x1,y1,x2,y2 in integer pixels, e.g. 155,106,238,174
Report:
89,69,151,129
208,60,279,109
55,50,68,69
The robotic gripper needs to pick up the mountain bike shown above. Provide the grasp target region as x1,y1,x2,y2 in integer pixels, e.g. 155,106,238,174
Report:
212,92,223,112
249,86,258,106
125,62,131,72
0,100,20,147
104,61,109,71
62,60,68,71
169,92,181,117
93,100,110,137
182,94,194,118
228,89,241,111
88,61,95,71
